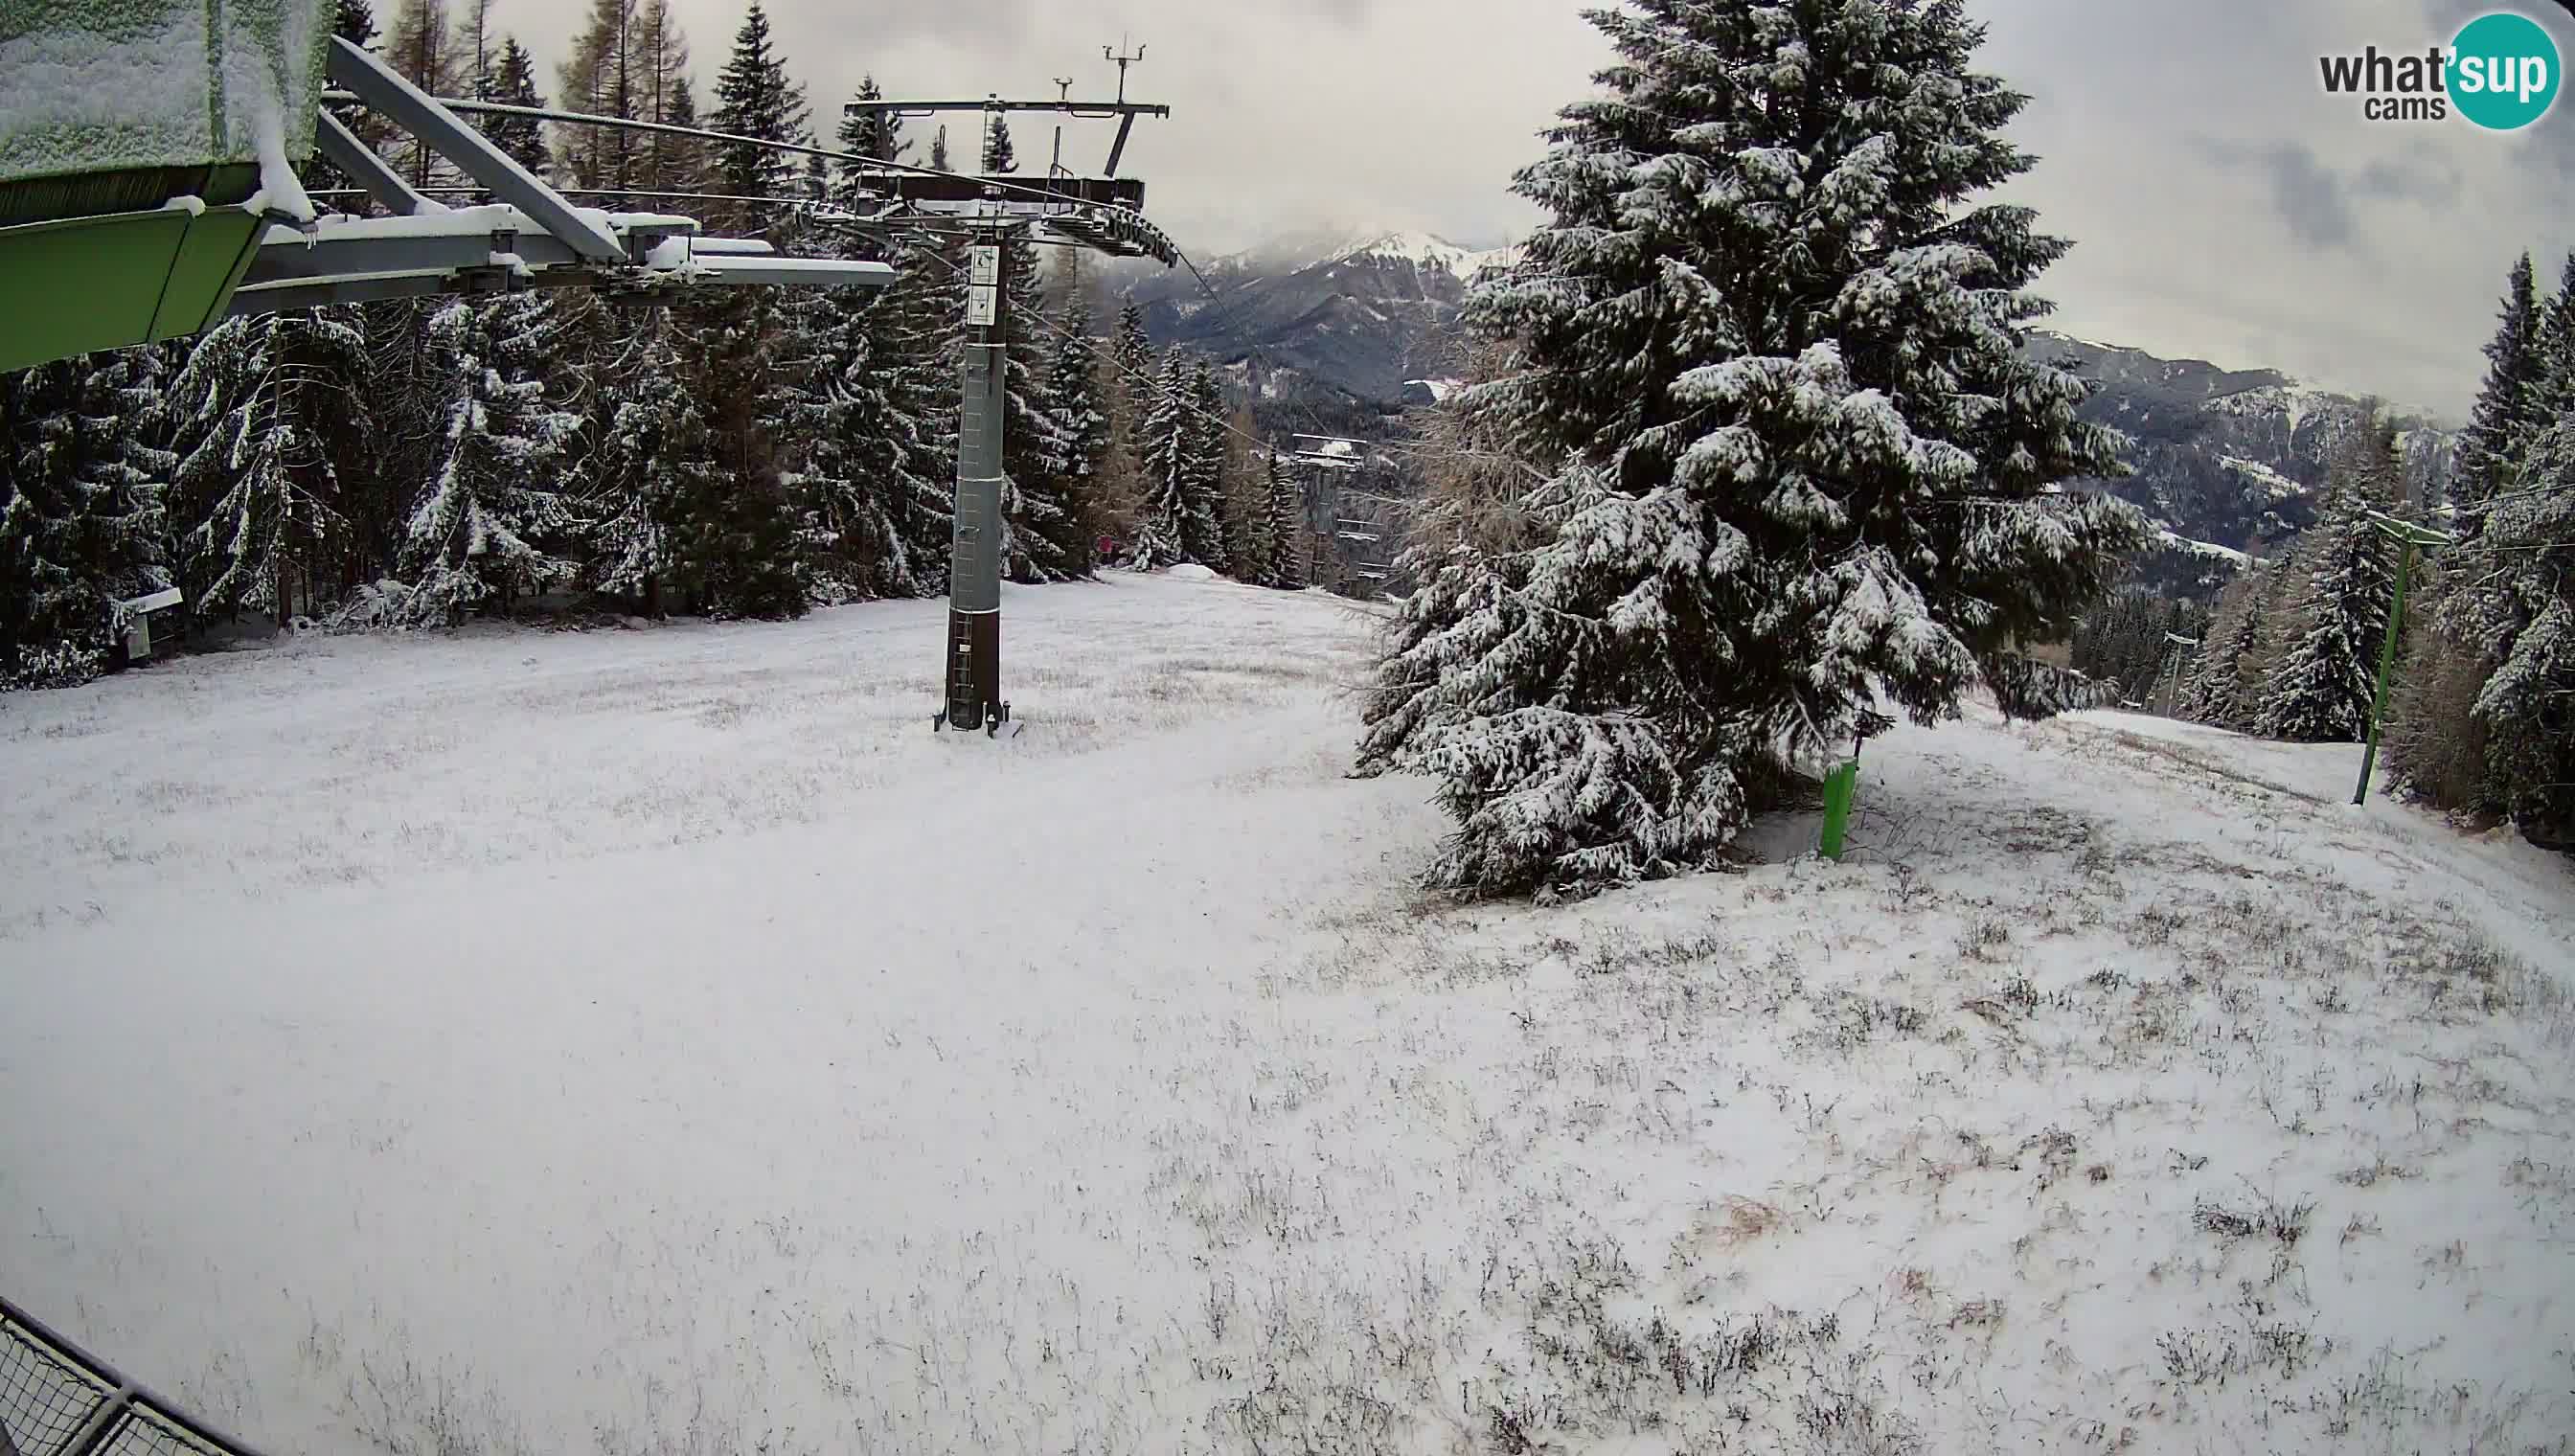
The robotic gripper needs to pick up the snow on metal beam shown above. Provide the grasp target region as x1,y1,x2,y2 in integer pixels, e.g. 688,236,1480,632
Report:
229,207,890,316
244,206,543,283
685,256,895,288
325,36,625,262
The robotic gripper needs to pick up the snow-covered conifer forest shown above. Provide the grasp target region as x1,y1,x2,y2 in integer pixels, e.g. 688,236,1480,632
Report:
3,2,2571,1454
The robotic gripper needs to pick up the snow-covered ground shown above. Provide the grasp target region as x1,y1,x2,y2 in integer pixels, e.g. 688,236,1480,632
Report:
4,575,2571,1456
2152,528,2252,568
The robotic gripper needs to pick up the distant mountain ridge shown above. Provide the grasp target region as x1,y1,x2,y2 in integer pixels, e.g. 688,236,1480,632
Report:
2025,330,2459,598
1105,236,2459,601
1108,230,1516,408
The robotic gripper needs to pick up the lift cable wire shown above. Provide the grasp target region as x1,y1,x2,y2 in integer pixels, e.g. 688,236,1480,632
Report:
302,184,1121,251
328,92,1155,223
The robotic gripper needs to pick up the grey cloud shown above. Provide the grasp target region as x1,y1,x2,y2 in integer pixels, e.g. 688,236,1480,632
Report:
2189,138,2363,251
2190,134,2458,247
2353,148,2463,204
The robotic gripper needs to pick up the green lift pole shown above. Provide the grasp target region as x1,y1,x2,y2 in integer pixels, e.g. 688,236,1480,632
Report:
2352,512,2456,808
1818,712,1893,861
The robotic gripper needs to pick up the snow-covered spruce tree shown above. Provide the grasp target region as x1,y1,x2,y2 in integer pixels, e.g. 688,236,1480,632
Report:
1265,450,1309,589
399,293,583,625
361,290,465,580
2448,253,2544,524
708,0,805,235
2524,254,2574,406
2255,421,2402,743
2385,256,2551,810
996,227,1077,583
1354,0,2141,898
583,305,715,615
2071,590,2199,707
836,75,906,180
2437,254,2571,650
674,282,805,619
1218,402,1272,579
169,313,370,624
0,350,175,684
1046,274,1113,575
2179,565,2267,728
2461,294,2575,840
1110,299,1155,442
753,204,854,603
2381,563,2497,810
981,114,1019,174
1179,358,1230,571
1092,299,1157,538
643,0,809,619
481,37,553,178
878,237,960,590
1128,351,1191,569
779,254,928,602
826,74,949,594
1112,301,1152,382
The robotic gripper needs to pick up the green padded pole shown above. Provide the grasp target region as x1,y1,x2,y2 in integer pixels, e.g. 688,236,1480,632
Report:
1819,761,1859,861
2352,539,2415,808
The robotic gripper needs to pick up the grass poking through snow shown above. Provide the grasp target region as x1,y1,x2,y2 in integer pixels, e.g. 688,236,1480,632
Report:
2,579,2570,1455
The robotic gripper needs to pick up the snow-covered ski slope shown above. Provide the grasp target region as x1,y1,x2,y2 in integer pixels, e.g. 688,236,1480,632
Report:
4,574,2570,1456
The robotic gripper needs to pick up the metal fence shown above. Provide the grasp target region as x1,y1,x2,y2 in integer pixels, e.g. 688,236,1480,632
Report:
1,1295,261,1456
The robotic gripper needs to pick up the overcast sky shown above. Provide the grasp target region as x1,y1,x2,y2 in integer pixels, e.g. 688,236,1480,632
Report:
495,0,2574,420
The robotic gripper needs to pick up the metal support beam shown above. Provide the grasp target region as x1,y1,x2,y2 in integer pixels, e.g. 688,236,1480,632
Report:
316,91,1174,265
845,171,1145,211
680,236,775,257
314,111,446,217
244,209,536,284
228,268,558,317
230,251,888,318
688,255,895,288
843,97,1172,121
1105,113,1138,176
229,200,878,316
325,36,625,262
351,94,1141,215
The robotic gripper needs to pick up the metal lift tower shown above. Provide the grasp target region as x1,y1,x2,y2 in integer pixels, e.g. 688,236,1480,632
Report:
327,52,1179,737
851,52,1175,737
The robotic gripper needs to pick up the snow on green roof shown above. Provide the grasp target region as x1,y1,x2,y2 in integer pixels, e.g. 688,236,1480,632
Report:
0,0,330,187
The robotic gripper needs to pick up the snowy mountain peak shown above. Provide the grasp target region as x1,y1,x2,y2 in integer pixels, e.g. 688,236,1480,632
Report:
1334,230,1520,282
